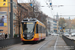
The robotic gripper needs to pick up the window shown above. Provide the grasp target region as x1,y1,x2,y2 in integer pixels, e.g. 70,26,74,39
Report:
53,21,57,23
54,24,57,26
36,24,46,34
13,13,16,20
13,2,17,9
36,24,38,33
4,0,5,1
22,22,35,33
54,27,57,29
38,25,40,33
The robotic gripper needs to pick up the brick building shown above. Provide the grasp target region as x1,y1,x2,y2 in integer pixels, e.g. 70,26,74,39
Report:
0,0,17,38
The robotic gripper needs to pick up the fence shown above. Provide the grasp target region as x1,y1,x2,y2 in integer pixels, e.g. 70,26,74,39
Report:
62,35,75,50
0,37,21,48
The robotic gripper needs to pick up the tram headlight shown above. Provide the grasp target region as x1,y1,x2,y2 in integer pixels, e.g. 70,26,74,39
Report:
27,35,30,37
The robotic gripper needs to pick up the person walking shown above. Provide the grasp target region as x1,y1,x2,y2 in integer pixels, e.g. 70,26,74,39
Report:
5,33,7,39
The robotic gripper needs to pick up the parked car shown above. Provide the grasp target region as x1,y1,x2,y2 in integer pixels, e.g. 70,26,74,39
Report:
71,33,75,37
63,32,69,37
51,32,59,36
48,32,51,35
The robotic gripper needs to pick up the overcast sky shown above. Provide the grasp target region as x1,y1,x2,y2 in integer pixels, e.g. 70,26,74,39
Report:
18,0,75,19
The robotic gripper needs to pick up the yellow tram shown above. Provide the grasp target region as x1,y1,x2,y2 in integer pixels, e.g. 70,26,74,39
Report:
21,18,46,43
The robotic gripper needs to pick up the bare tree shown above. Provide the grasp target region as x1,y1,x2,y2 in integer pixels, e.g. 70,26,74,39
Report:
30,0,41,18
37,12,48,28
16,4,28,37
59,18,66,31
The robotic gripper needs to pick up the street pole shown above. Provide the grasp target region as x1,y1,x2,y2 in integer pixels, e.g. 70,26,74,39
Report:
30,0,34,18
7,0,9,38
33,0,34,18
10,0,13,38
69,17,71,34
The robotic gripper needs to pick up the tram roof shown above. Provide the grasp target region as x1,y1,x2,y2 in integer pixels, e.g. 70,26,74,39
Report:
21,18,45,26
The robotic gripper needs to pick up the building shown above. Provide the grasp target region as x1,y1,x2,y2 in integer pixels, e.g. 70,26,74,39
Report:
19,3,33,18
0,0,17,38
46,17,54,33
53,19,58,33
46,17,58,33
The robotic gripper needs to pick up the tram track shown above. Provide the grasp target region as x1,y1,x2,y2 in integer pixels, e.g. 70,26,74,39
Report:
23,36,53,50
37,36,59,50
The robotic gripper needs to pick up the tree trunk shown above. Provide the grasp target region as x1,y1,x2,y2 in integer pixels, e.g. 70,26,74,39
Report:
19,22,20,37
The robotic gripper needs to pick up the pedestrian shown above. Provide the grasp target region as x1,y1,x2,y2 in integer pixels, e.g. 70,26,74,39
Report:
5,33,7,39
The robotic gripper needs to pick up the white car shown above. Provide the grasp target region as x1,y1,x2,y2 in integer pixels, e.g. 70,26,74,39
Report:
64,32,69,37
51,33,59,36
71,33,75,37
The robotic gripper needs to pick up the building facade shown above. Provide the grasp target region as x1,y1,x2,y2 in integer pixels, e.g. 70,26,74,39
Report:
46,17,58,33
0,0,17,38
46,17,54,33
53,19,58,33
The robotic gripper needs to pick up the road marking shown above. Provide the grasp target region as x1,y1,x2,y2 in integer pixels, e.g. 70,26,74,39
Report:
38,36,53,50
54,35,59,50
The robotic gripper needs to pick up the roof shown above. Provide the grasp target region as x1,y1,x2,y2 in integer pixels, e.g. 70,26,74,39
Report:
21,18,45,26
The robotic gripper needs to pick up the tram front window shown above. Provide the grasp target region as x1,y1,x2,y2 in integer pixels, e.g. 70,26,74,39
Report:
22,22,35,33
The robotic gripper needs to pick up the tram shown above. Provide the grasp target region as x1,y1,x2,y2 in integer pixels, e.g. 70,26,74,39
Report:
21,18,46,43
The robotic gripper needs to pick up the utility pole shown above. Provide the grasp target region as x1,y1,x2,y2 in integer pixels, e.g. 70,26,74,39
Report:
7,0,10,38
10,0,13,38
32,0,35,18
30,0,35,18
69,17,71,34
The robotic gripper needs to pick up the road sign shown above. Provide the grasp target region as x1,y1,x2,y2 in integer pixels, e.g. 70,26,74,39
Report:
60,27,62,29
30,3,33,7
50,3,52,6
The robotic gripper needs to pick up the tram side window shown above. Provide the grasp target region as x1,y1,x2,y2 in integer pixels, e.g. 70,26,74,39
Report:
36,24,38,33
42,27,44,33
45,28,46,33
38,25,45,33
40,26,42,33
43,27,44,33
41,26,44,33
4,0,6,1
39,26,41,33
43,27,45,33
43,28,46,33
41,26,43,33
38,25,41,33
38,25,39,33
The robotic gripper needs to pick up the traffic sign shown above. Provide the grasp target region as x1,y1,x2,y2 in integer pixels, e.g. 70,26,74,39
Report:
50,3,52,5
30,3,33,7
60,27,62,29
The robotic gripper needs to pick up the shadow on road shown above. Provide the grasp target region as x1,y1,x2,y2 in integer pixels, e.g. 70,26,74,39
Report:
21,39,45,45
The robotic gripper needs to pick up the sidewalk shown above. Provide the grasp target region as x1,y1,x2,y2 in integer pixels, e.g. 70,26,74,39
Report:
56,36,70,50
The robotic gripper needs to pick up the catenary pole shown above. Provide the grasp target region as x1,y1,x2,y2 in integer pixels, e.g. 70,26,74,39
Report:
10,0,13,38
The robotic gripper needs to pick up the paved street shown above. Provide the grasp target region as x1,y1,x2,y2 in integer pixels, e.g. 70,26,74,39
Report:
0,36,70,50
